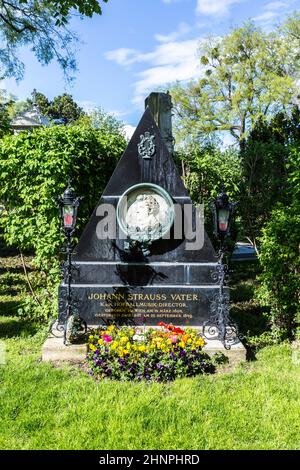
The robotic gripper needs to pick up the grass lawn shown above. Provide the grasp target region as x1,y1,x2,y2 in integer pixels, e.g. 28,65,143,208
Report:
0,314,299,450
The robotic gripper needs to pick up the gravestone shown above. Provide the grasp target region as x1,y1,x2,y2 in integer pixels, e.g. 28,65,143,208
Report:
58,94,226,327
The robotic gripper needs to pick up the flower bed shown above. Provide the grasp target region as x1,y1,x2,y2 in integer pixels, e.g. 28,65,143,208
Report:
86,322,216,382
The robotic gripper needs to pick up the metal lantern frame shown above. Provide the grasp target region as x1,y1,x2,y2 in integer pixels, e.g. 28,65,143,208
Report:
58,184,81,236
210,188,238,246
50,180,85,344
203,187,241,350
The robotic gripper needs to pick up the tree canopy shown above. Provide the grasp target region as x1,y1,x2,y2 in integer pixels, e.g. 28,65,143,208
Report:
171,20,298,150
0,0,109,80
23,90,85,124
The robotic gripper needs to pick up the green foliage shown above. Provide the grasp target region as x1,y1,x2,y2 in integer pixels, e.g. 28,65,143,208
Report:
239,107,300,247
0,121,126,321
13,90,85,124
239,118,300,339
283,11,300,43
176,143,241,244
0,88,14,137
49,93,84,123
239,122,286,245
171,20,297,149
0,1,109,80
256,201,300,340
177,143,241,204
43,0,108,25
287,144,300,199
229,260,273,350
23,90,51,117
81,106,125,134
0,102,12,138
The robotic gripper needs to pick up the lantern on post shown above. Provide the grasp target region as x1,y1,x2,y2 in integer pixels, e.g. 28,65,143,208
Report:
210,187,238,252
203,186,240,349
54,180,83,344
59,183,81,235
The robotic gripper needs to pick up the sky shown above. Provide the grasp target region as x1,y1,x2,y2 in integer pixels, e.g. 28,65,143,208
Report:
3,0,300,136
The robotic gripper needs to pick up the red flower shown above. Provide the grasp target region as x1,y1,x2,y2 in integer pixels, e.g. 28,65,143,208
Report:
158,321,165,327
174,327,184,335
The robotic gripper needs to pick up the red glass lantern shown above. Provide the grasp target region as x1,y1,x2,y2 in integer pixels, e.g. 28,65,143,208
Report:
63,205,75,228
59,184,80,233
210,188,237,241
218,207,230,233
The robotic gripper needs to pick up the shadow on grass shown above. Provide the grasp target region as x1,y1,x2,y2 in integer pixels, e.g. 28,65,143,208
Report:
0,300,23,316
0,266,34,275
228,260,272,360
0,317,38,338
0,245,19,257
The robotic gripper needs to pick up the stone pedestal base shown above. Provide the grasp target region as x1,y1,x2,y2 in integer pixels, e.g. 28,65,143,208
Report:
42,335,87,363
203,338,246,364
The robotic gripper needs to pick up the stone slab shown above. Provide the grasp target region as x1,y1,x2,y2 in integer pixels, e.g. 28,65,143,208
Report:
203,339,246,364
42,335,87,363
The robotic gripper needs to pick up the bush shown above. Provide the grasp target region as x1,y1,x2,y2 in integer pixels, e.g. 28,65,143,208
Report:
238,112,300,248
176,143,241,204
87,323,216,382
256,201,300,340
255,141,300,341
0,121,126,322
175,143,241,248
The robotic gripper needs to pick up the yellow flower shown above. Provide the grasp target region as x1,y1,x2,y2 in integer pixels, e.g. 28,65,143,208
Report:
179,341,185,348
89,344,96,351
89,335,94,340
126,342,131,350
138,345,146,352
98,339,103,345
107,325,114,332
120,336,129,344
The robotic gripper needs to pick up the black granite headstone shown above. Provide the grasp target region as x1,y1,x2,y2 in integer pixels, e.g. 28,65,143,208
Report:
59,107,226,326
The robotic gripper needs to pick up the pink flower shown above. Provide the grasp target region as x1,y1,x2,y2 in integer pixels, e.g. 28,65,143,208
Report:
102,334,113,343
169,335,178,344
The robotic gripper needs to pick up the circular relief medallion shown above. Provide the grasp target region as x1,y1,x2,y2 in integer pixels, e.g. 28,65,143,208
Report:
117,183,174,243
